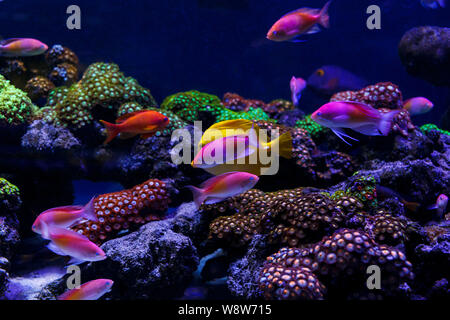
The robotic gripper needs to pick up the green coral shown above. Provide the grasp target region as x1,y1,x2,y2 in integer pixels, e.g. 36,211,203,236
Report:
295,115,327,138
420,123,450,136
40,63,158,128
160,90,271,124
330,174,378,210
0,178,20,198
0,74,37,126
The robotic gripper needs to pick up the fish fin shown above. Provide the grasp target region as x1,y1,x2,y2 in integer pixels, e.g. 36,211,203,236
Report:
115,110,149,124
319,1,331,28
331,128,357,146
82,197,98,222
67,257,85,266
339,101,381,119
289,35,307,43
204,197,227,205
268,132,293,159
402,200,420,213
378,110,400,136
100,120,120,145
353,124,382,136
306,25,322,35
141,132,156,139
186,185,206,210
47,242,67,256
41,222,50,240
248,123,259,148
427,204,438,210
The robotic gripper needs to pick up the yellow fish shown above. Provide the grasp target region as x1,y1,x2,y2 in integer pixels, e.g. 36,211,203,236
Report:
193,119,292,176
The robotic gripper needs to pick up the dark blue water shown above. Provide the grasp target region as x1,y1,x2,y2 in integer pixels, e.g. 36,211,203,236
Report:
0,0,448,126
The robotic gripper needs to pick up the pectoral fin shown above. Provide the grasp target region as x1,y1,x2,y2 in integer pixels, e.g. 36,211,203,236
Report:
331,128,358,146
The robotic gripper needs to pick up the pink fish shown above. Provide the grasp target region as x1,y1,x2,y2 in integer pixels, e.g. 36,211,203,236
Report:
41,224,106,265
403,97,434,116
58,279,114,300
267,1,331,43
290,76,307,107
0,38,48,57
311,101,400,145
187,171,259,209
428,194,448,217
32,197,98,238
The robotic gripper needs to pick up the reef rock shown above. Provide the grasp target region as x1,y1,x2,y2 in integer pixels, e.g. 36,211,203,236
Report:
21,120,81,151
399,26,450,86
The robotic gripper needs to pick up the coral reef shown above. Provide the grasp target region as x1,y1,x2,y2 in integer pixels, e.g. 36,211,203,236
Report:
398,26,450,86
0,75,37,126
72,179,170,244
222,93,294,118
295,115,328,140
40,63,158,128
259,229,414,300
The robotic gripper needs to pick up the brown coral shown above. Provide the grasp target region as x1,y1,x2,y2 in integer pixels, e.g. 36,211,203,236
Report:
72,179,170,245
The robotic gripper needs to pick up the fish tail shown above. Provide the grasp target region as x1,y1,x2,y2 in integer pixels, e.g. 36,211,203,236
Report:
378,110,400,136
100,120,120,145
402,200,420,213
186,185,206,210
268,132,293,159
319,1,331,28
82,196,98,222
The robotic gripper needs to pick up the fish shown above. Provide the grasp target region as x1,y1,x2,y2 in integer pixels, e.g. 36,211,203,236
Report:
420,0,445,9
41,224,106,264
32,197,98,238
0,38,48,57
307,65,368,95
290,76,307,107
266,1,331,43
198,119,257,150
376,185,421,212
428,194,448,217
187,171,259,209
311,101,400,145
57,279,114,300
100,110,170,145
192,121,292,175
403,97,434,116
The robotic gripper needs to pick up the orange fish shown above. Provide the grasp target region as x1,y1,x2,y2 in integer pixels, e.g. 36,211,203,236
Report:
267,1,331,42
100,110,170,144
58,279,114,300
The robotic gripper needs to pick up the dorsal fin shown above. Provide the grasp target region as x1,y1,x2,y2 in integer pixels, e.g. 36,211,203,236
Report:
0,38,23,46
282,7,319,18
340,101,380,119
116,110,150,124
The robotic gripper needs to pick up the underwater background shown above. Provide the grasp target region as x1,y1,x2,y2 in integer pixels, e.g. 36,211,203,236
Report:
0,0,448,301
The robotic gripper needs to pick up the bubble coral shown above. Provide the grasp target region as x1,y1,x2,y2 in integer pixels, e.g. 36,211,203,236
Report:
72,179,170,245
330,82,403,110
41,63,158,128
0,74,37,126
259,229,414,300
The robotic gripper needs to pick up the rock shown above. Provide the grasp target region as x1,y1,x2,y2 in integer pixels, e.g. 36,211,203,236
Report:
0,215,20,260
21,120,81,151
39,203,204,300
399,26,450,86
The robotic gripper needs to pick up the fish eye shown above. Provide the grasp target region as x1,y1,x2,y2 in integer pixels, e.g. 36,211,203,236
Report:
272,31,277,35
317,112,322,116
164,117,168,122
316,69,325,77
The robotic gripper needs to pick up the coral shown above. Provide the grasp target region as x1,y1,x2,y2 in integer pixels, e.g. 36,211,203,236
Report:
0,178,21,212
398,26,450,86
342,174,378,210
41,63,158,128
258,229,414,300
420,123,450,136
72,179,170,244
21,120,81,151
24,76,55,102
222,93,294,118
312,151,356,184
48,63,78,87
364,211,409,246
0,74,37,126
160,90,271,125
45,45,79,67
295,115,328,139
330,82,403,109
